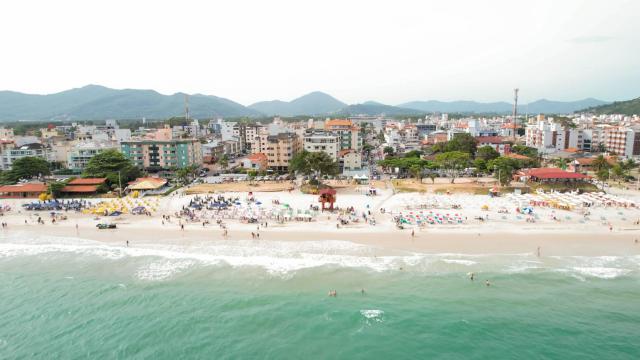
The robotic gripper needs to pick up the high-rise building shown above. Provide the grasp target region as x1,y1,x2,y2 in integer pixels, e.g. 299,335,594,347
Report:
121,139,202,170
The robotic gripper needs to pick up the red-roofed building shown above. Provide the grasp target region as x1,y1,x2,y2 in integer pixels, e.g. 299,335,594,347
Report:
68,178,107,185
241,153,268,170
0,183,47,198
517,168,590,183
61,185,99,193
505,153,531,161
476,136,511,155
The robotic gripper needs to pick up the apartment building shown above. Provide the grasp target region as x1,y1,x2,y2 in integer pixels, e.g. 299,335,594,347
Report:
233,123,265,153
303,130,340,160
606,127,640,158
121,139,202,170
257,132,302,172
0,143,54,170
384,123,420,153
67,141,118,170
324,119,361,151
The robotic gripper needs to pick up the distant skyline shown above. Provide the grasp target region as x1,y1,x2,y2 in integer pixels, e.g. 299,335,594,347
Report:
1,0,639,106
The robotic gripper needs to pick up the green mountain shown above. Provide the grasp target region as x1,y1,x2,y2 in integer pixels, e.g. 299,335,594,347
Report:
0,85,261,121
337,102,424,116
581,97,640,115
249,91,346,116
400,98,608,114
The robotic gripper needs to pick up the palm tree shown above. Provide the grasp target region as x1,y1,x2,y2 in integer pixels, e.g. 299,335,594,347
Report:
553,158,569,170
592,155,610,173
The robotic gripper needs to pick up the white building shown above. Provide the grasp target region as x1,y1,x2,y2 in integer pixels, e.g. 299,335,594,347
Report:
67,141,118,170
1,143,54,170
339,149,362,171
303,130,340,160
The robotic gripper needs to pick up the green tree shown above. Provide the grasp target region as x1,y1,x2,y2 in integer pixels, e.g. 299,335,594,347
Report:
404,150,423,158
553,158,569,170
219,155,229,170
307,151,339,179
48,181,67,198
383,146,395,157
0,157,51,184
475,146,500,162
82,149,140,187
444,133,477,156
611,164,626,182
175,165,199,184
289,150,311,175
621,159,637,171
409,164,424,180
596,168,609,182
511,145,538,158
473,158,488,173
435,151,471,183
487,156,520,186
592,155,610,173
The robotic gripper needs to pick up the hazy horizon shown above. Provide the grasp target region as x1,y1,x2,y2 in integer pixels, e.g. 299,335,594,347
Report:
1,0,639,105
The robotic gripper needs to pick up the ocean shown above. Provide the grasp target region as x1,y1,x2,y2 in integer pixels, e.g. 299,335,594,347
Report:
1,232,639,359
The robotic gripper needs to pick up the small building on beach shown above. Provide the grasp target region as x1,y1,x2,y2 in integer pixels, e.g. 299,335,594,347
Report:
60,178,108,196
517,168,590,183
0,183,47,198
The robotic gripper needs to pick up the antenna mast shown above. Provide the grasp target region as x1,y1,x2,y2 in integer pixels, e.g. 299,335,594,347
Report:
184,94,190,121
513,88,519,141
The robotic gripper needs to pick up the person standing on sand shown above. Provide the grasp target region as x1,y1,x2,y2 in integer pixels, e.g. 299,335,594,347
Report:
411,229,415,237
126,240,129,247
537,246,541,257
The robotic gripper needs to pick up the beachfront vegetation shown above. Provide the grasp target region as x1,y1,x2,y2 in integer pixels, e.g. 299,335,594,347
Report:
476,146,500,162
430,133,478,156
511,145,538,159
0,156,51,184
487,156,520,186
83,149,141,186
289,150,339,183
435,151,471,183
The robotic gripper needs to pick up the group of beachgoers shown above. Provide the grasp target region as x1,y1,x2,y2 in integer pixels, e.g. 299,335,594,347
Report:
22,199,92,212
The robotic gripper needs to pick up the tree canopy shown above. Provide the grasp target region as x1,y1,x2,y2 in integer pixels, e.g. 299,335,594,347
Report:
289,150,339,180
511,145,538,158
487,156,521,186
435,151,471,183
0,157,51,184
475,146,500,162
82,149,141,186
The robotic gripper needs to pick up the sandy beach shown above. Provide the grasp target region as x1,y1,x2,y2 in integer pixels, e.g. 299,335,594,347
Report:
3,183,640,257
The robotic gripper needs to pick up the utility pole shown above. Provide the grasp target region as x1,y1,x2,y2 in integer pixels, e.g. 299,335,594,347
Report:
513,88,519,142
185,94,190,122
118,170,122,198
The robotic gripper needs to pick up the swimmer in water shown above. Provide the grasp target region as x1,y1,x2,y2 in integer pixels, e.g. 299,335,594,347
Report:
469,272,475,281
361,288,366,295
485,280,491,287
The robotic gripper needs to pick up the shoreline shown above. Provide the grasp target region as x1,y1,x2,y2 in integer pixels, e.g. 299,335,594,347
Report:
5,222,640,257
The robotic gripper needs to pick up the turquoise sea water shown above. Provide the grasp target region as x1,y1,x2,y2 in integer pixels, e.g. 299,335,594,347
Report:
1,233,639,359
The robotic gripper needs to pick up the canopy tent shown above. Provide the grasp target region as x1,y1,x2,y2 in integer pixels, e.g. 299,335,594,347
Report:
129,180,165,191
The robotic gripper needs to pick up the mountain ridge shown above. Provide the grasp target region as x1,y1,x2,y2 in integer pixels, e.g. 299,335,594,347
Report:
581,97,640,115
0,85,619,121
249,91,346,116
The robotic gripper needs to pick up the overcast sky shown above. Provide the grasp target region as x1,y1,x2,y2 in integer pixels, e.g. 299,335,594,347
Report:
1,0,638,105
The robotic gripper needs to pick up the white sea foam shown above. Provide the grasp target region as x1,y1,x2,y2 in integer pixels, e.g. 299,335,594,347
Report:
571,267,631,279
441,259,477,266
360,309,384,323
136,260,195,281
0,234,638,279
